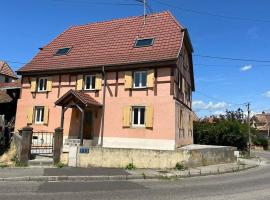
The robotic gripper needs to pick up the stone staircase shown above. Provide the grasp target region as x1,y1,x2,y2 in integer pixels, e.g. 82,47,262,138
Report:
28,154,54,167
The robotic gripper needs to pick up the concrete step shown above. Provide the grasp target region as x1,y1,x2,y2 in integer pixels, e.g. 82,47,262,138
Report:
28,158,53,167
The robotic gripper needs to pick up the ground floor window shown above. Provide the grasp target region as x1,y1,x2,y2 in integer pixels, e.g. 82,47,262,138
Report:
35,106,44,124
132,106,145,127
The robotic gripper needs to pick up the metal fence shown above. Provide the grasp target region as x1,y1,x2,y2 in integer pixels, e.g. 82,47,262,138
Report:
31,132,54,155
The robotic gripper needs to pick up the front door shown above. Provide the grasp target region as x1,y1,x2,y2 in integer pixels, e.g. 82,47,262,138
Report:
83,111,93,139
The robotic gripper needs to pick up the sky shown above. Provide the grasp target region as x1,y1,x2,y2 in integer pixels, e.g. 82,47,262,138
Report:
1,0,270,117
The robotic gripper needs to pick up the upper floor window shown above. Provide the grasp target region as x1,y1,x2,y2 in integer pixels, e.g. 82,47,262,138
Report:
135,38,154,47
4,76,10,83
35,106,44,124
132,106,145,127
38,78,47,92
55,47,71,56
133,71,147,88
84,75,96,90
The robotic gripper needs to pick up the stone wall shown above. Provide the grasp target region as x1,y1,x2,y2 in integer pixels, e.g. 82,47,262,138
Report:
61,144,237,169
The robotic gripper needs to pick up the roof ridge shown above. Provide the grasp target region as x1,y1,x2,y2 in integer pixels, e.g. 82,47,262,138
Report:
70,10,171,28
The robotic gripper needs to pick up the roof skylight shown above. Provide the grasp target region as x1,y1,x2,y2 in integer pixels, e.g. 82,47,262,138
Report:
134,38,154,47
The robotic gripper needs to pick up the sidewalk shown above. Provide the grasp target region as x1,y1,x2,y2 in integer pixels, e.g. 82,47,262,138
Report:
0,161,259,182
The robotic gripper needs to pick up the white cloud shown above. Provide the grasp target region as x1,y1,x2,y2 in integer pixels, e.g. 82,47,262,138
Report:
240,64,252,71
192,100,229,112
263,91,270,98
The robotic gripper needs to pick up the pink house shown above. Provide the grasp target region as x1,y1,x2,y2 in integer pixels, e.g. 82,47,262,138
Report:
15,11,195,150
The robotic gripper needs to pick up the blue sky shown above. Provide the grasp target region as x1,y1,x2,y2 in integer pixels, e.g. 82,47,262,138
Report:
1,0,270,117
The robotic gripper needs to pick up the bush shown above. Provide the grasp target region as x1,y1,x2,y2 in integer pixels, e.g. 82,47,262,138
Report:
175,162,187,171
125,163,136,170
55,162,66,168
194,120,250,150
252,133,268,150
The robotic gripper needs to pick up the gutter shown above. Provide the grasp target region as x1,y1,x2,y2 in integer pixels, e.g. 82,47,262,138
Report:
100,66,106,147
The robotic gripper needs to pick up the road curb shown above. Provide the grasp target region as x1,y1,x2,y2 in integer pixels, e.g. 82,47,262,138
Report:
0,164,259,182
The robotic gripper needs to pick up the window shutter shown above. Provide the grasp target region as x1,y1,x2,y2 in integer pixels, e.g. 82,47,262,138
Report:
145,106,154,128
124,71,132,89
47,77,52,92
123,106,131,127
30,78,37,92
147,69,154,88
95,74,102,90
76,75,83,90
27,107,34,124
44,106,49,125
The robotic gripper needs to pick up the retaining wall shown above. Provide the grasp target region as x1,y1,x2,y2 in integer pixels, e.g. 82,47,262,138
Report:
61,144,237,169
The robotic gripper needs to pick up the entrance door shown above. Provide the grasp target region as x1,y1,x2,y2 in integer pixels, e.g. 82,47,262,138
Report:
83,111,93,139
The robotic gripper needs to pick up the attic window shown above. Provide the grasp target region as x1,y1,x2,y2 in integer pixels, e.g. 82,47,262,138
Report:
134,38,154,47
55,47,71,56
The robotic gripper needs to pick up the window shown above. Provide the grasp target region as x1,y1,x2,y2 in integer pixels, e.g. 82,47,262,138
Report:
38,78,47,92
135,38,154,47
84,75,96,90
35,107,44,124
133,71,147,88
55,47,71,56
4,76,10,83
132,106,145,127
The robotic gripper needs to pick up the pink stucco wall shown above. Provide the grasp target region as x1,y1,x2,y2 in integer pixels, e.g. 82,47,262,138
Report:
15,67,193,149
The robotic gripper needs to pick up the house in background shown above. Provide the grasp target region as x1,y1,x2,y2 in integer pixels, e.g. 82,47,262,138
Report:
15,11,195,151
0,61,20,125
251,112,270,139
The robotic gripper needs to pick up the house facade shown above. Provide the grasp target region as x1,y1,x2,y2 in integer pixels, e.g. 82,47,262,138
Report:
251,112,270,139
15,11,195,150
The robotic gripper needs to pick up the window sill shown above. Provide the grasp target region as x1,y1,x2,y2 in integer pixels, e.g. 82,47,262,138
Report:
132,87,147,90
131,125,146,129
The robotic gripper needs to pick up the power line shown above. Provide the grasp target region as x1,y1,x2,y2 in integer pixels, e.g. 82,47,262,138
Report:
52,0,140,6
195,90,246,107
194,54,270,63
152,0,270,23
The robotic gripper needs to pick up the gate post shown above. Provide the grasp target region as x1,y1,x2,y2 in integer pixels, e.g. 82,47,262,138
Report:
53,127,63,164
20,126,33,163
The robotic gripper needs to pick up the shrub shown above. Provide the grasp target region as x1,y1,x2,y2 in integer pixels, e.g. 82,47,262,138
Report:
56,162,66,168
175,162,187,171
252,133,268,150
194,120,250,150
125,163,136,170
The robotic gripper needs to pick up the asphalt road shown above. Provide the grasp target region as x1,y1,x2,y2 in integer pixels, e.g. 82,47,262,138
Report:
0,151,270,200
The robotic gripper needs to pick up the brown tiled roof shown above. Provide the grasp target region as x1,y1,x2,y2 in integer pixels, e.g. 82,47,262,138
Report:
55,89,102,107
251,113,270,131
17,11,184,74
0,80,21,90
0,91,12,103
0,61,17,79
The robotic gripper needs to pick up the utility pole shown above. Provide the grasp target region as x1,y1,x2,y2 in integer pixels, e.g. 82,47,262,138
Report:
246,103,251,157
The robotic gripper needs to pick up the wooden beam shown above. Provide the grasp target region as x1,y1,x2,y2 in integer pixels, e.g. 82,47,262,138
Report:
115,71,118,97
58,75,61,98
170,67,175,96
154,68,157,96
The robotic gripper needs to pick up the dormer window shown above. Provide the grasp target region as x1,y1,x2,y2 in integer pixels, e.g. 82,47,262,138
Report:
55,47,71,56
134,38,154,47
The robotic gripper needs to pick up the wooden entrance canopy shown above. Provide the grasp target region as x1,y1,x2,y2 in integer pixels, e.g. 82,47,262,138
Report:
55,89,102,145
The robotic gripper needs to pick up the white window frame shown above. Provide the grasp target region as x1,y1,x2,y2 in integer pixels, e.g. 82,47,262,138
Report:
132,106,146,127
35,106,45,124
133,71,147,89
37,77,48,92
84,75,96,90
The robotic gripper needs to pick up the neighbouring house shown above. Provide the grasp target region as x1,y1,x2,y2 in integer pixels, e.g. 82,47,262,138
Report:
251,112,270,139
15,11,195,151
0,61,20,126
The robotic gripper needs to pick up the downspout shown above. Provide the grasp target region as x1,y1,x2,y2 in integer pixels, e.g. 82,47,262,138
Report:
100,66,106,147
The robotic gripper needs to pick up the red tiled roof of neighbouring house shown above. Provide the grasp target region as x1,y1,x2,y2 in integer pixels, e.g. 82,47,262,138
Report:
0,91,12,104
251,112,270,131
0,61,17,79
0,81,21,90
17,11,185,74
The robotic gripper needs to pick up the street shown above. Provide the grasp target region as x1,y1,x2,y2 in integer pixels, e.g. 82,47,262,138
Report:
0,151,269,200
